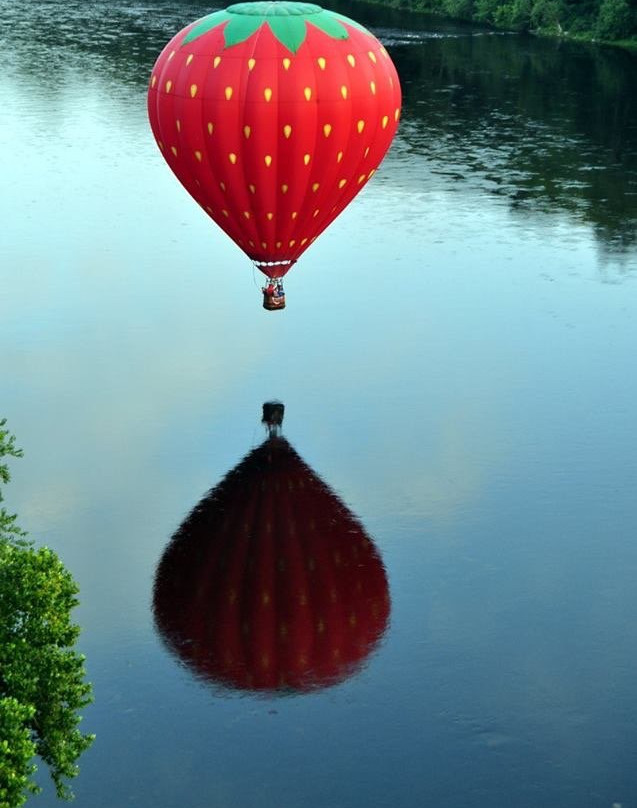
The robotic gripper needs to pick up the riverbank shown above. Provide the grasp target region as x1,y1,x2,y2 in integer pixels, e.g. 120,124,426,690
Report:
369,0,637,50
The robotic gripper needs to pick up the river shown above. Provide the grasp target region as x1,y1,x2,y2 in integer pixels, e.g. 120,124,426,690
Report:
2,1,637,806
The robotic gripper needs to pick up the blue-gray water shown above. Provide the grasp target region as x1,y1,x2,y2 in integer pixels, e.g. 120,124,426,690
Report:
2,1,637,806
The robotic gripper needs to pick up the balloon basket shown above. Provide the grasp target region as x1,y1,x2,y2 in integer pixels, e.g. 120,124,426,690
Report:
262,283,286,311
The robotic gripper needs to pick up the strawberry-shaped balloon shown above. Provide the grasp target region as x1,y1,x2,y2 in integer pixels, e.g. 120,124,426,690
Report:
147,1,401,306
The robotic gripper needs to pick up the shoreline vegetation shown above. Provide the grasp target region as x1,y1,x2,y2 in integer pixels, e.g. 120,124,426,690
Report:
371,0,637,48
1,420,94,808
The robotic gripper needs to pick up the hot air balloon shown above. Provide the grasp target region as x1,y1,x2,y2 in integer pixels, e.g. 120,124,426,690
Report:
147,2,402,309
153,403,390,693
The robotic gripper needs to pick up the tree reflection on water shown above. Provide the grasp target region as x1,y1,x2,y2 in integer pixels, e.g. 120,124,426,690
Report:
4,0,636,262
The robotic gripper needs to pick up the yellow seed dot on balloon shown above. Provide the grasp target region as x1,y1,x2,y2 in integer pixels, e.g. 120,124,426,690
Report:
249,184,256,194
190,84,198,97
244,211,251,219
281,184,288,194
368,169,376,179
358,174,366,184
265,155,272,167
357,120,365,133
303,154,311,165
222,209,229,217
267,212,274,221
289,239,296,247
304,87,312,101
225,87,233,100
165,80,172,93
313,209,320,217
195,150,202,162
244,125,251,138
338,179,347,188
347,54,355,67
283,57,291,70
276,241,282,248
176,119,181,132
248,58,256,70
317,57,326,70
301,238,308,246
206,205,212,213
312,183,320,192
368,50,377,63
158,140,164,150
336,151,343,162
381,115,389,129
171,146,178,156
364,146,370,158
151,75,157,88
220,181,226,191
186,53,194,66
283,124,292,138
389,76,394,88
341,85,348,99
381,46,389,58
167,50,175,61
395,108,400,121
291,212,298,219
229,153,237,164
207,122,214,135
323,123,332,137
370,81,376,95
248,240,255,248
264,87,272,102
214,56,221,68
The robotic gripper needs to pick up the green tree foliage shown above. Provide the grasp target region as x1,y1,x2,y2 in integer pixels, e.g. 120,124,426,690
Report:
384,0,637,41
0,420,94,808
529,0,564,31
474,0,532,27
0,425,24,545
595,0,634,38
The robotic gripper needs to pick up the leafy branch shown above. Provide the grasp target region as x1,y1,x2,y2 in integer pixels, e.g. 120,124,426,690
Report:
1,420,94,808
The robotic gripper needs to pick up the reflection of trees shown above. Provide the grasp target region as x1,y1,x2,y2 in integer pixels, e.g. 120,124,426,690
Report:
0,420,93,808
153,404,390,695
3,0,210,85
392,33,637,257
6,0,636,258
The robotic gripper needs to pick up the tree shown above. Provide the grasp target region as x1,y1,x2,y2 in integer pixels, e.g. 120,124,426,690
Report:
0,420,94,808
443,0,475,17
474,0,533,27
595,0,634,38
530,0,565,32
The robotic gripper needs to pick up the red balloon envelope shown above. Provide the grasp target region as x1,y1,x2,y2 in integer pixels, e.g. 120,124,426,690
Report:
153,417,390,693
147,1,401,296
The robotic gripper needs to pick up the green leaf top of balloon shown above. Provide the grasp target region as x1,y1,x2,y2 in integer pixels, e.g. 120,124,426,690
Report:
182,1,373,53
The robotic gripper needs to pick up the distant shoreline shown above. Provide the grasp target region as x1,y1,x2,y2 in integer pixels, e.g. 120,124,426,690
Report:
362,0,637,51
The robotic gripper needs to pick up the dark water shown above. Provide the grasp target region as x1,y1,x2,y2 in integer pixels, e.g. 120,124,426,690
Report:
2,1,637,806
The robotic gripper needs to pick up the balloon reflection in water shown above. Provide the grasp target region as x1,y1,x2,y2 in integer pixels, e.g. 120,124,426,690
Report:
153,403,390,694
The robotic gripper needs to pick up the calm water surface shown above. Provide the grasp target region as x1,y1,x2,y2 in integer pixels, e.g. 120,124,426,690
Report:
2,1,637,806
